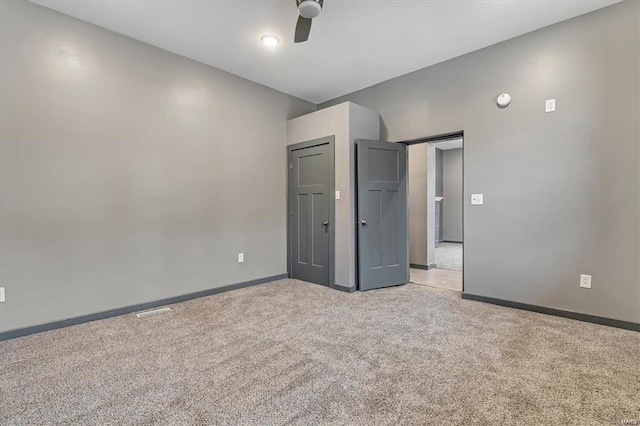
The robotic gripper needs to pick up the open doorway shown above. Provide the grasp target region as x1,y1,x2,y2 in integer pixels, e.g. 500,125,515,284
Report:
405,134,463,292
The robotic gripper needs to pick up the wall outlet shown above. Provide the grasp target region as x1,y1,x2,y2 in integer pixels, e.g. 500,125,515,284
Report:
580,274,592,289
238,253,244,263
545,99,556,113
471,194,484,205
0,287,5,303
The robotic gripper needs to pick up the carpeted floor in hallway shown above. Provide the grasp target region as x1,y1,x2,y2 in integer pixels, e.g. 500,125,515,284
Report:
1,279,638,425
435,242,463,271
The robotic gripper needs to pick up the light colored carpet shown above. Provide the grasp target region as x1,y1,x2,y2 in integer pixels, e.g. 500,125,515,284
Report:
1,279,638,425
435,242,463,271
410,267,463,291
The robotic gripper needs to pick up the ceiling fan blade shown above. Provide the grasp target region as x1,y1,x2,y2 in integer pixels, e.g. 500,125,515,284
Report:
294,16,312,43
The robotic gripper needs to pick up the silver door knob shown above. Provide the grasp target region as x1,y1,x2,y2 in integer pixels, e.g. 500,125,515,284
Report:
360,219,367,225
323,220,329,226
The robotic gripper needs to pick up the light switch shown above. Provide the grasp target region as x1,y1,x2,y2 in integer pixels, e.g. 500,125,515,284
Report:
335,190,341,200
471,194,484,205
545,99,556,113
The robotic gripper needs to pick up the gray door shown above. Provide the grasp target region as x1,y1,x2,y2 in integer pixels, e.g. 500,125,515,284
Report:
290,143,331,286
357,140,409,290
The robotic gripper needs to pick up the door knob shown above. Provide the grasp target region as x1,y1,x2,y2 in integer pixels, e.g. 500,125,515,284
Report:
360,219,367,225
323,220,329,226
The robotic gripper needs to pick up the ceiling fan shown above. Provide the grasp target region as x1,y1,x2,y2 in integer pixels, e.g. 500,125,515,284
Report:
294,0,324,43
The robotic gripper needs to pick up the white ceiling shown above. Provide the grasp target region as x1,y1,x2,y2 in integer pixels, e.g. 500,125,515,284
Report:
435,139,463,151
33,0,621,104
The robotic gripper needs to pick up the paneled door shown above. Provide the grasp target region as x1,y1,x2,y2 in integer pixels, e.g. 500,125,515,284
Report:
289,140,333,286
357,140,409,290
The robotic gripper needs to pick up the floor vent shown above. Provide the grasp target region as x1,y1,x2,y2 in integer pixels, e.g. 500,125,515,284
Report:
135,307,172,318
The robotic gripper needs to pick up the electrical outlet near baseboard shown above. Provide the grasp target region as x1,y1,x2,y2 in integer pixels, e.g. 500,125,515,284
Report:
580,274,592,289
238,253,244,263
0,287,4,303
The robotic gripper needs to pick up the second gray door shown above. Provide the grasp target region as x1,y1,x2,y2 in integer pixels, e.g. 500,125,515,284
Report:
290,143,331,286
357,139,409,290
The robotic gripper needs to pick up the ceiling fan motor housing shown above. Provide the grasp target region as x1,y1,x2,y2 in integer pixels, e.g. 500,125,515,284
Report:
298,0,322,19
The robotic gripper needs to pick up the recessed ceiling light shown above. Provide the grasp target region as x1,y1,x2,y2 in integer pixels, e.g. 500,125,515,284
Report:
261,35,280,47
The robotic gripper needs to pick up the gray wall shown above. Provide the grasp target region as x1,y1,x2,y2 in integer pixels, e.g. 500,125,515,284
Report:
435,148,443,198
408,144,428,266
320,1,640,323
0,0,315,332
409,143,437,268
442,148,463,242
